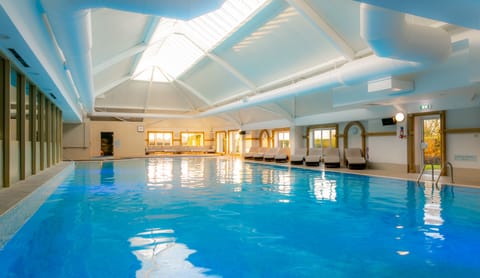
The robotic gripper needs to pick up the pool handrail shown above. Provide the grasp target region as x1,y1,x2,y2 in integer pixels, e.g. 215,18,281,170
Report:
416,163,435,185
435,161,454,186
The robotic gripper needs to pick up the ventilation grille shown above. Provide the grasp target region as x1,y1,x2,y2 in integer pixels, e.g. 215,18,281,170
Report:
8,48,30,68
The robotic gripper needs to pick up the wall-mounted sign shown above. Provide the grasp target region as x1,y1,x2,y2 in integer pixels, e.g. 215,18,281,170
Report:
420,104,432,111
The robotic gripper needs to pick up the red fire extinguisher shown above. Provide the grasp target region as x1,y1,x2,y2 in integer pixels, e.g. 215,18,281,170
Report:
399,126,405,139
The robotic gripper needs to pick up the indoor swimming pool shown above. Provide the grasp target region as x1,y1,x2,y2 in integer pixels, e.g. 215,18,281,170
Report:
0,157,479,277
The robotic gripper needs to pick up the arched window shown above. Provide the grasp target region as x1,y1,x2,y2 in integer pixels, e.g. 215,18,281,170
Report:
259,130,270,147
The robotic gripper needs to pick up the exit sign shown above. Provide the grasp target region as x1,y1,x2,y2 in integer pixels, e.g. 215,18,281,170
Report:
420,104,432,111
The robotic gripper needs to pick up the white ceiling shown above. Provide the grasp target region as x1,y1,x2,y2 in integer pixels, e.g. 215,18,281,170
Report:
0,0,479,128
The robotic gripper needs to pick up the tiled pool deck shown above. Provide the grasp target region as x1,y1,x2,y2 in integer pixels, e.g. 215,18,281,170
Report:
0,162,74,248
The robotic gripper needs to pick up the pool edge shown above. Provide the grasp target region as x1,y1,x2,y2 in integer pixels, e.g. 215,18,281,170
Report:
0,162,75,250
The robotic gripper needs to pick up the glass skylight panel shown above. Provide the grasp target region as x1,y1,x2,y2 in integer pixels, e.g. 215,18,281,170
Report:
133,0,268,83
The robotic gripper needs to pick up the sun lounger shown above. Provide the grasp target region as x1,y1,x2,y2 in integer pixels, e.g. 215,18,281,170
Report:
345,148,367,169
263,148,279,161
274,147,289,163
305,148,322,166
244,146,259,159
323,147,340,168
253,147,268,160
290,148,307,165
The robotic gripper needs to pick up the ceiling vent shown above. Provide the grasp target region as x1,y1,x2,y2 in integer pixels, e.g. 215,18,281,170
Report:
7,48,30,68
368,76,414,94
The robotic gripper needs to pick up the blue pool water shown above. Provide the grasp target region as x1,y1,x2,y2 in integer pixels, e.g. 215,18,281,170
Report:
0,157,479,277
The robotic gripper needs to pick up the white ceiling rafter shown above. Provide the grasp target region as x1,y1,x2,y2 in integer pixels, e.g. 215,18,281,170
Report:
93,43,147,75
257,102,295,123
156,66,198,111
286,0,355,60
218,113,242,127
143,66,156,112
175,78,212,106
207,53,257,90
178,33,257,90
95,76,131,97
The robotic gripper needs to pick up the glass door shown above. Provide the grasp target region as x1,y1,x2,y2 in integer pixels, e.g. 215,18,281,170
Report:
216,131,226,154
419,115,442,174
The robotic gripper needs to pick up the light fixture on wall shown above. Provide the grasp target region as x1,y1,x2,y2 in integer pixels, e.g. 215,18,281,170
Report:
395,112,405,122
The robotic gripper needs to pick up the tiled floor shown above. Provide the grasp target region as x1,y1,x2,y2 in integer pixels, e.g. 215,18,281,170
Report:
254,161,480,188
0,162,72,216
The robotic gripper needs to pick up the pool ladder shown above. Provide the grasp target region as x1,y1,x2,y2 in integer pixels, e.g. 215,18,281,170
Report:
435,162,454,186
416,162,454,185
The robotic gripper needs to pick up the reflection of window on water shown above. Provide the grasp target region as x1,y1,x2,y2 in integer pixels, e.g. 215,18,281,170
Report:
277,171,292,194
311,177,337,201
181,159,205,188
423,186,445,240
262,169,274,185
147,158,173,188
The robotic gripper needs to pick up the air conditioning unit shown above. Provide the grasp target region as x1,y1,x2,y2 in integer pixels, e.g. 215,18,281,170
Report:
368,76,414,94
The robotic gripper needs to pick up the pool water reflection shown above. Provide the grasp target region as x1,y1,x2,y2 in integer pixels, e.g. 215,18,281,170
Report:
0,157,479,277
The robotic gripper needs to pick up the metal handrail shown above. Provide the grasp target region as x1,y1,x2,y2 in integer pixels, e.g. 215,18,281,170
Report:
435,162,454,186
416,163,435,184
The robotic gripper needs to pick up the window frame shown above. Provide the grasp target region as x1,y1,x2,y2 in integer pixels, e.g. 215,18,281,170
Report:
307,124,338,149
147,131,174,146
180,131,204,146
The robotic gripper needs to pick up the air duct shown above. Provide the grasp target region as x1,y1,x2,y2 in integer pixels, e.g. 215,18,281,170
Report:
199,56,422,117
360,3,451,63
40,0,226,112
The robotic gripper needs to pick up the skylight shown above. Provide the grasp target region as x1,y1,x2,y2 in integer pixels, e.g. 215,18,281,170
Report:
133,0,268,83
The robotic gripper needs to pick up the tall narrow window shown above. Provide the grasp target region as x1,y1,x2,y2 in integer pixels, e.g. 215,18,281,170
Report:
25,82,30,141
10,68,17,140
274,130,290,148
259,130,269,147
228,130,241,154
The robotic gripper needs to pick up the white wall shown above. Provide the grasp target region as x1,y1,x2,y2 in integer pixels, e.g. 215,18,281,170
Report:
367,136,407,164
365,119,406,164
447,133,480,169
445,107,480,169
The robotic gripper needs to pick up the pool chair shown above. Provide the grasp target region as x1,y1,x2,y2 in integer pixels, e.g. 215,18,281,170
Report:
263,147,279,162
305,148,322,166
345,148,367,169
290,148,307,165
253,147,268,160
323,147,341,168
244,146,259,159
274,147,290,163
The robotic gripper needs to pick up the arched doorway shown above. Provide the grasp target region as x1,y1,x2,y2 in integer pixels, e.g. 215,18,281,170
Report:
259,129,270,148
343,121,366,162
